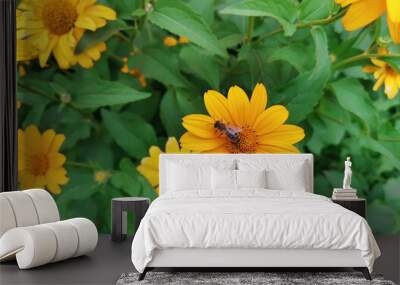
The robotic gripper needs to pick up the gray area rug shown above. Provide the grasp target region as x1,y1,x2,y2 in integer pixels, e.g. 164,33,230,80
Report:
116,272,396,285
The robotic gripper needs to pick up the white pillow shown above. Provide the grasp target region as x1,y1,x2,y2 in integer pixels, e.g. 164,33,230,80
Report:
237,159,308,191
266,167,307,191
167,162,211,191
236,169,267,189
211,168,237,190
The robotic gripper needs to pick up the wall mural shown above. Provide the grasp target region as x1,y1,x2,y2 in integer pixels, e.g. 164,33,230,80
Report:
16,0,400,234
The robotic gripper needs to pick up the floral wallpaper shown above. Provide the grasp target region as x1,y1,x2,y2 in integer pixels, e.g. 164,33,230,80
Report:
16,0,400,234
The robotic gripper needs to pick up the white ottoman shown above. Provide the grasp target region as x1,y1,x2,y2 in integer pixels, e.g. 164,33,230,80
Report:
0,189,98,269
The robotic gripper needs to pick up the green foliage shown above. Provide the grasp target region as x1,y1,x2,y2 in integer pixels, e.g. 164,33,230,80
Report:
18,0,400,234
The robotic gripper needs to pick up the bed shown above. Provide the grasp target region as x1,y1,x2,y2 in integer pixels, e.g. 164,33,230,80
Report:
131,154,380,280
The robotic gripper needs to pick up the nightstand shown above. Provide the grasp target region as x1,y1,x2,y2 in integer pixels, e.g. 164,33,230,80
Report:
111,197,150,242
331,198,366,218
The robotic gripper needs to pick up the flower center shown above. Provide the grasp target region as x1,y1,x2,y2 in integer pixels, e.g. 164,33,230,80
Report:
214,121,258,153
42,0,78,35
30,153,49,176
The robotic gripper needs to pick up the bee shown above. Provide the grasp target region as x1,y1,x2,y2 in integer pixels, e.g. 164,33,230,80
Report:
214,120,241,144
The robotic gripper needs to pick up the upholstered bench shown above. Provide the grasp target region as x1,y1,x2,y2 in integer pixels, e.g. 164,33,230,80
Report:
0,189,98,269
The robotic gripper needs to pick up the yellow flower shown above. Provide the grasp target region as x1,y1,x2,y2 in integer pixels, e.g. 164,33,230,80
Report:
17,0,116,69
120,57,147,87
336,0,400,43
180,83,305,153
94,170,111,184
137,137,188,194
18,125,69,194
16,38,38,62
363,48,400,99
18,65,27,77
72,29,107,69
178,36,189,44
163,36,178,47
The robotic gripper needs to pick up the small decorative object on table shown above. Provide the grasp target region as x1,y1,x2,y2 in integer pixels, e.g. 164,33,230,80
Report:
332,156,358,200
112,197,150,242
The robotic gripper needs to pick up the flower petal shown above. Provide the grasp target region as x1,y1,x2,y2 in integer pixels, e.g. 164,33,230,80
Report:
137,165,158,187
40,129,56,154
387,0,400,23
253,105,289,135
25,125,41,154
248,83,268,127
75,15,97,31
259,124,305,145
257,144,300,154
86,5,117,20
182,114,216,138
180,132,225,152
227,85,250,127
387,18,400,43
373,74,386,91
49,134,65,153
342,0,385,31
48,153,66,168
165,137,181,153
384,75,399,99
204,90,233,123
335,0,362,7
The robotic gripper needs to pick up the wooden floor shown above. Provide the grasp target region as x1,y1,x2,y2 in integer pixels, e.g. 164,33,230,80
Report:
1,234,398,284
0,235,133,285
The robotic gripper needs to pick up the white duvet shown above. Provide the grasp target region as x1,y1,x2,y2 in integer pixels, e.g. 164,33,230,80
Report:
131,190,380,273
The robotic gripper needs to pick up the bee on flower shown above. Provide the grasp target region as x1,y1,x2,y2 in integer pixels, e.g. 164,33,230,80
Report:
180,84,305,153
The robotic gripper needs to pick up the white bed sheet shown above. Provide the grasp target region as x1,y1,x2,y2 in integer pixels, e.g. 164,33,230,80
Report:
131,190,380,273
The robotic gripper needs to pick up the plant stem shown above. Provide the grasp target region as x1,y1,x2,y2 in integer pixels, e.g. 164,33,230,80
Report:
115,32,131,44
18,82,90,117
246,17,255,43
66,161,98,169
333,53,400,70
256,9,347,43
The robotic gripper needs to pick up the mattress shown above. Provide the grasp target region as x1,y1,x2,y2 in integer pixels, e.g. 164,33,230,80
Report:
131,190,380,273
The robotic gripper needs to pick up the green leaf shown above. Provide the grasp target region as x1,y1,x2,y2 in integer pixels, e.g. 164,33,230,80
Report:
268,43,311,72
101,109,156,159
299,0,334,22
160,90,186,137
281,26,331,122
72,80,151,109
129,48,189,88
76,20,129,54
307,96,349,153
330,78,378,131
219,0,298,36
160,88,205,138
383,177,400,204
111,158,142,196
382,56,400,73
131,8,146,17
148,0,227,57
179,45,221,89
367,200,399,234
57,169,98,204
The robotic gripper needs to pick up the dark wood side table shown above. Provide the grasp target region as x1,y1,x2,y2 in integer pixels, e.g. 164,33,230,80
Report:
331,198,366,218
112,197,150,242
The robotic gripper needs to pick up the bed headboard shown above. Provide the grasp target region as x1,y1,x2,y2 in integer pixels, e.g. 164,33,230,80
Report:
159,154,314,195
